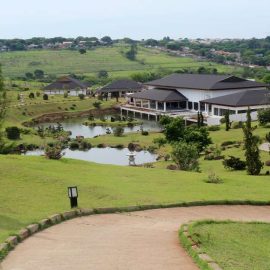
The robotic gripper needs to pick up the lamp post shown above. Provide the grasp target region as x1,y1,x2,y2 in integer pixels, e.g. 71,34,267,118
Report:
68,186,78,208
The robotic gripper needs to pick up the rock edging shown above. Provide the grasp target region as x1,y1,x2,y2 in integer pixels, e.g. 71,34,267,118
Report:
179,222,222,270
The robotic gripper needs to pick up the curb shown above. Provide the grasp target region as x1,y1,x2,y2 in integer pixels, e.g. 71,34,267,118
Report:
179,222,222,270
1,200,270,262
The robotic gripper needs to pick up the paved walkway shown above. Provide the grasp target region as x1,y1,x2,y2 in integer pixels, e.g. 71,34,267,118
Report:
2,205,270,270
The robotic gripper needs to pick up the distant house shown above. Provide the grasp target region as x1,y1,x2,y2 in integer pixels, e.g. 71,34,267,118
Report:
97,80,143,98
44,76,90,96
120,74,269,124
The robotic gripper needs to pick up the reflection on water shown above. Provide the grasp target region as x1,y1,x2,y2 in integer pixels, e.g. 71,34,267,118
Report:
25,148,158,166
36,116,161,138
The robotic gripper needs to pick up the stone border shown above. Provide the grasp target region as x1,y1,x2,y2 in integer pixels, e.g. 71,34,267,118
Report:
1,200,270,262
180,222,222,270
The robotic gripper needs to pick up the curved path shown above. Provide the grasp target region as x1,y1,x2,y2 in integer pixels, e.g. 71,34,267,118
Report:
2,205,270,270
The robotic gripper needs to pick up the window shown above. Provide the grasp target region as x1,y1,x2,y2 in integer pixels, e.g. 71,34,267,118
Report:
200,102,206,112
194,102,199,111
214,108,219,116
188,102,193,110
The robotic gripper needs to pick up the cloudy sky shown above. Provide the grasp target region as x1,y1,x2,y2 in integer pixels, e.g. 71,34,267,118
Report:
1,0,269,39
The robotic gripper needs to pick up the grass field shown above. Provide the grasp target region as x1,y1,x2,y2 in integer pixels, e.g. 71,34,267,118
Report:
0,154,270,244
190,221,270,270
0,46,244,78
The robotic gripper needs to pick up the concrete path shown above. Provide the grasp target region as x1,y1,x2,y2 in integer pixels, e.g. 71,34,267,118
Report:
2,205,270,270
260,142,270,152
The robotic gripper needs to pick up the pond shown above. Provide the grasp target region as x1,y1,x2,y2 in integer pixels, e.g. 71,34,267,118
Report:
36,116,161,138
24,147,158,166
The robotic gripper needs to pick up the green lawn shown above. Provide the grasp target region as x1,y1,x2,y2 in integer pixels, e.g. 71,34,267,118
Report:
1,154,270,244
0,46,243,78
190,221,270,270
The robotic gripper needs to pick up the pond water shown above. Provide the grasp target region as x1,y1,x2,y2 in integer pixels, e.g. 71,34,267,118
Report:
25,147,158,166
36,116,161,138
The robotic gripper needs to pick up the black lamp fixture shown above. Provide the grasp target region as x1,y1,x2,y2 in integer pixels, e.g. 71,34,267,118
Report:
68,186,78,208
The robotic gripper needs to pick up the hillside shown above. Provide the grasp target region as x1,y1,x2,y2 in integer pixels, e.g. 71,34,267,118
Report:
0,45,243,78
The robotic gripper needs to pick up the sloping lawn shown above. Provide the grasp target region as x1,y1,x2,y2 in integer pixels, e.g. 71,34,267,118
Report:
190,221,270,270
1,155,270,243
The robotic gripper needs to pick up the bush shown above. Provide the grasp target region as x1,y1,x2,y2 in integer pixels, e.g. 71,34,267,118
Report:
64,91,68,98
207,125,220,131
141,130,149,136
93,101,101,109
220,118,226,124
79,140,92,150
78,94,85,100
43,94,48,100
171,142,200,172
28,92,35,99
153,137,167,148
113,126,124,137
36,92,40,97
231,121,243,129
128,142,136,152
69,141,80,150
45,144,64,160
205,172,223,184
223,156,246,170
6,126,20,140
258,108,270,125
221,140,237,147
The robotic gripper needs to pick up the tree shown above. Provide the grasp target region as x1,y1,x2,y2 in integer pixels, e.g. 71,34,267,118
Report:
113,126,124,137
5,126,20,140
25,72,34,80
43,94,48,100
79,48,86,54
29,92,35,99
258,108,270,125
225,110,231,131
98,70,108,78
242,108,263,175
0,66,6,151
171,142,200,172
34,69,45,79
101,36,112,44
125,44,137,61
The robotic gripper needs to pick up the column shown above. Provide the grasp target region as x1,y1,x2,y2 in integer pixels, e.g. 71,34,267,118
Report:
164,102,167,112
155,101,158,111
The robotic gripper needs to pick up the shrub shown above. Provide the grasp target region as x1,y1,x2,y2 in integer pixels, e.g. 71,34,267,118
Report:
111,116,115,122
79,140,92,150
69,141,80,150
93,101,101,109
6,126,20,140
88,114,94,121
205,172,223,184
43,94,48,100
231,121,243,129
63,91,68,98
114,144,124,149
258,108,270,125
221,140,237,147
141,130,149,136
128,142,136,152
266,132,270,143
171,142,200,172
153,137,167,148
36,92,40,97
220,118,226,124
223,156,246,170
45,144,64,160
265,160,270,166
28,92,35,99
78,94,85,100
207,125,220,131
113,126,124,137
147,145,158,153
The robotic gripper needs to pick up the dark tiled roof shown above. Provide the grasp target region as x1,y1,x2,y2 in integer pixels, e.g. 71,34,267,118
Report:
98,80,143,93
146,74,267,90
44,76,89,90
201,89,270,107
129,88,188,102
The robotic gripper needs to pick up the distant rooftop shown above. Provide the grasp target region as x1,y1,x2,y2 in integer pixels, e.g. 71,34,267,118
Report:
201,89,270,107
98,80,143,93
130,88,187,102
44,76,89,91
146,74,267,91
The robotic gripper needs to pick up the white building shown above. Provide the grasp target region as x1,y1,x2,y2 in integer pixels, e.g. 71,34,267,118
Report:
43,76,90,96
120,74,269,125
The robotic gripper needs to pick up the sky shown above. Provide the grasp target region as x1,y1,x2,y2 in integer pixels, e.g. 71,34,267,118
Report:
1,0,270,39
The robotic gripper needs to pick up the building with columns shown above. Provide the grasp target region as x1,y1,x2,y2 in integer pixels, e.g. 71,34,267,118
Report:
120,74,269,125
